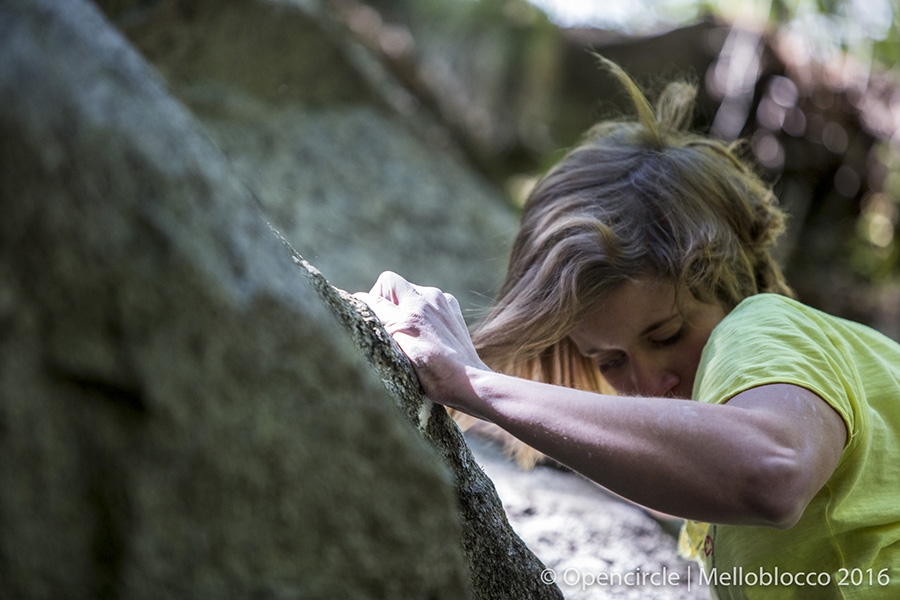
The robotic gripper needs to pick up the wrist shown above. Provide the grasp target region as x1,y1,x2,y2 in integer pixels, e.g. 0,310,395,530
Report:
462,366,505,423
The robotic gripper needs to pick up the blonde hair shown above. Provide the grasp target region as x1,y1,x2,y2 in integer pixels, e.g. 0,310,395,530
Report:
472,57,792,398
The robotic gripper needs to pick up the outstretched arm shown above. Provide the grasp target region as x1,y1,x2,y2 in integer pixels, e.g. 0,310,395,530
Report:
357,272,847,528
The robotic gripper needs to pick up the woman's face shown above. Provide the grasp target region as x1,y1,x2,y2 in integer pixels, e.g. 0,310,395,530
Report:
569,280,726,399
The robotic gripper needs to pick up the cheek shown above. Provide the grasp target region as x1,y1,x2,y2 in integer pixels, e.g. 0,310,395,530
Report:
678,334,709,379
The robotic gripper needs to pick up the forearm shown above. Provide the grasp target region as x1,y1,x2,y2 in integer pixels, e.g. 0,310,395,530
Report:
465,368,818,527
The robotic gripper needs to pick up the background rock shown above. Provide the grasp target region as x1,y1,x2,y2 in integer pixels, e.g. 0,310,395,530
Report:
114,0,519,318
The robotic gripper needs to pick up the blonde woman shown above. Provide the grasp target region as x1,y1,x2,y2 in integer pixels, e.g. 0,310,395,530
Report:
357,59,899,598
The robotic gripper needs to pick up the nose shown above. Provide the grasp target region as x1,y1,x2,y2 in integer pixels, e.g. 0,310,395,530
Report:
628,358,680,398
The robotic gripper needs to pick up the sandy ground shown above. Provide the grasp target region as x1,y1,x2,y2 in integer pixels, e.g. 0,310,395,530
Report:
465,432,711,599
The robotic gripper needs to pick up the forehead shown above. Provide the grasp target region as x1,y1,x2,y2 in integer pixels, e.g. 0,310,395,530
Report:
569,280,679,349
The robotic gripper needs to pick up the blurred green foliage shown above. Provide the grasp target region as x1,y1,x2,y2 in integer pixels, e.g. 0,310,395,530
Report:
771,0,899,65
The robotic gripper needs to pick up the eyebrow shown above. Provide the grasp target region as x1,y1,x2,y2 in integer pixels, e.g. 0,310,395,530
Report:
639,312,680,337
580,312,680,356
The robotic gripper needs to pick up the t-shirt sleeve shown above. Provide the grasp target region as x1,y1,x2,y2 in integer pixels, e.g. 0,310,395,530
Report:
693,295,859,446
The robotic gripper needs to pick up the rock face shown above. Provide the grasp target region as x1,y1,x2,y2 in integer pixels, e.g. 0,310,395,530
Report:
0,0,558,598
292,251,563,600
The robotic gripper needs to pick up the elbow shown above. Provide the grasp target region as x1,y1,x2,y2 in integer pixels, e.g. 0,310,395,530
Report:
755,497,805,530
740,451,811,529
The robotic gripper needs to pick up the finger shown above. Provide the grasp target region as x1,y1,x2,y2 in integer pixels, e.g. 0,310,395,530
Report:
443,292,460,312
367,274,389,299
372,271,421,305
443,292,470,329
352,291,383,311
362,294,406,326
417,285,460,314
370,271,400,302
352,292,382,315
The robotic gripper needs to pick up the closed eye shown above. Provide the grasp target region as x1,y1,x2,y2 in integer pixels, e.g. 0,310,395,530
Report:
595,352,626,373
650,324,685,347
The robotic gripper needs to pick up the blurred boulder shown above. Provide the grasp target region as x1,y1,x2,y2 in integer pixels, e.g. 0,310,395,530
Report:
108,0,518,316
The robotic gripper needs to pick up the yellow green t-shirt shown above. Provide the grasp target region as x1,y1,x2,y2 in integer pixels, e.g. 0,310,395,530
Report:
680,294,900,599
